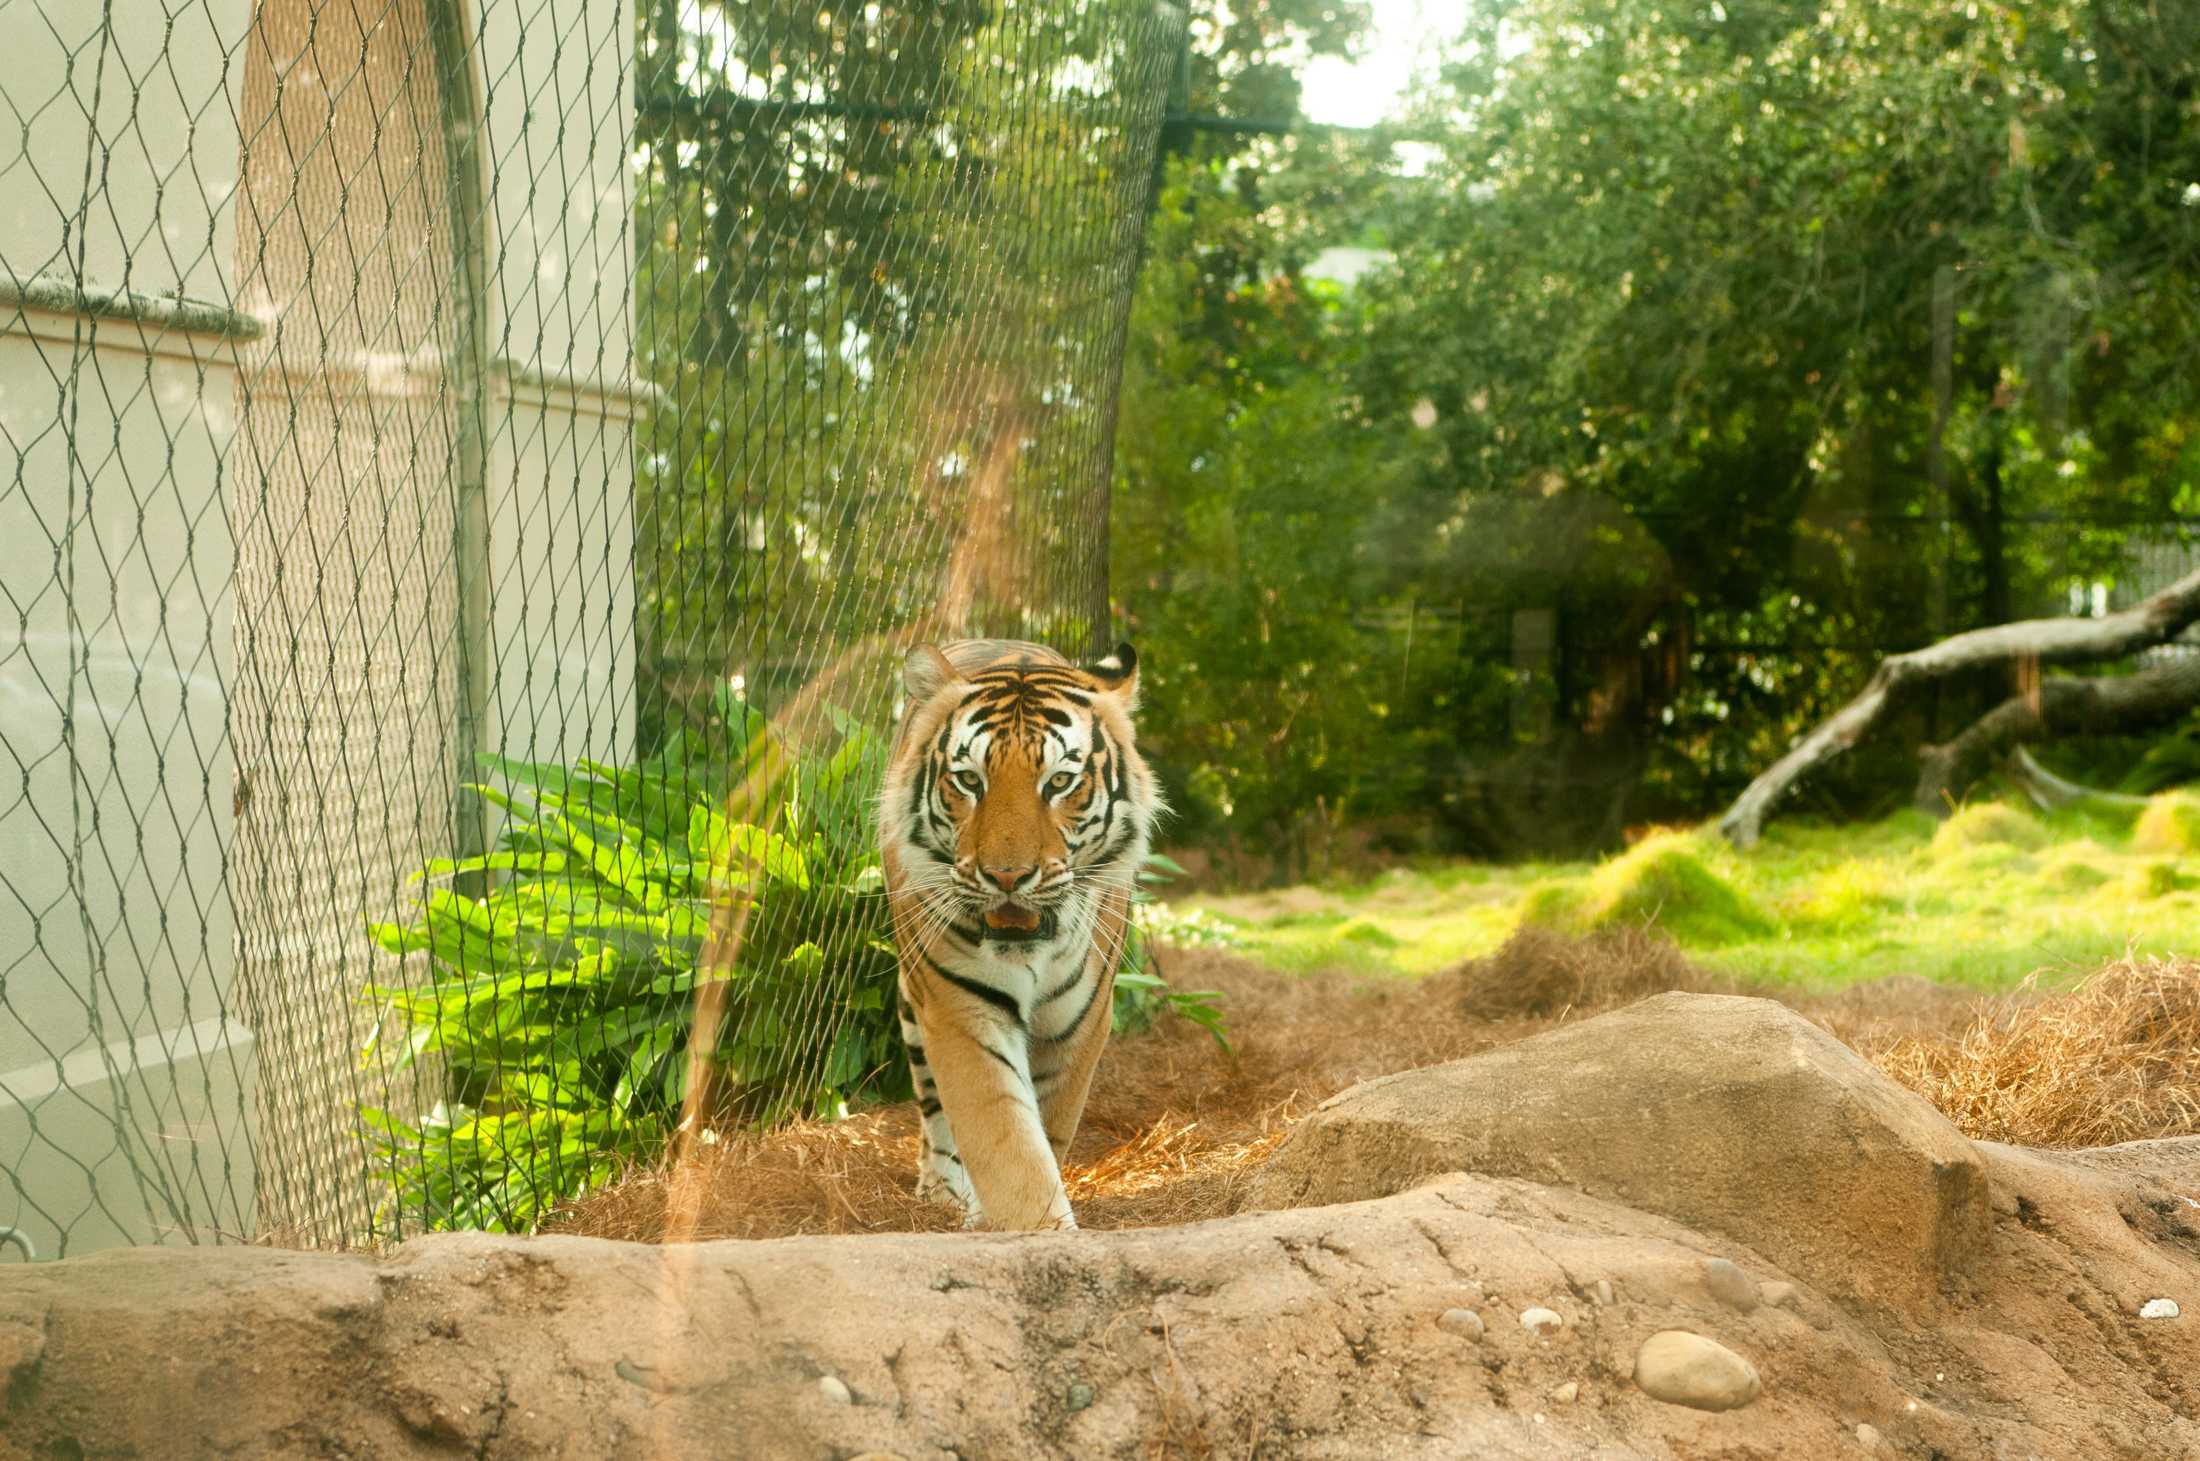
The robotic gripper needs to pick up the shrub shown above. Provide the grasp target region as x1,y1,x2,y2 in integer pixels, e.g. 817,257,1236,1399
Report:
360,715,1222,1234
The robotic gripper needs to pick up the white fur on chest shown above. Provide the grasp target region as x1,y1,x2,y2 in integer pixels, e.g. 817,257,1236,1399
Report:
952,892,1101,1039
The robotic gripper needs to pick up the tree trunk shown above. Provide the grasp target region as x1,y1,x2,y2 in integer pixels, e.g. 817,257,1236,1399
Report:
1913,654,2200,812
1717,566,2200,848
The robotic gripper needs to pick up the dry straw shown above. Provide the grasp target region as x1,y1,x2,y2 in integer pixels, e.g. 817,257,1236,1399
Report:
1868,952,2200,1149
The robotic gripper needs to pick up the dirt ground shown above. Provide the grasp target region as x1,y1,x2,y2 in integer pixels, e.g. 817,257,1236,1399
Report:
549,928,2000,1243
7,966,2197,1460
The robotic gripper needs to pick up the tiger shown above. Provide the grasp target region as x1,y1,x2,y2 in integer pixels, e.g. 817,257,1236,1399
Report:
877,637,1161,1230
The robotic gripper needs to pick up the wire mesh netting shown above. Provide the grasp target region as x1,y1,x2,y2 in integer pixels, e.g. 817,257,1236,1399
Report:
0,0,1178,1257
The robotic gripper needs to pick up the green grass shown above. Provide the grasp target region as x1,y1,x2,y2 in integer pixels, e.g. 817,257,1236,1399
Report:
1176,794,2200,992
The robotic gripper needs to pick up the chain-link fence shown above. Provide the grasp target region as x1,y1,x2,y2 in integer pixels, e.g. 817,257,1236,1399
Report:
1,0,1177,1258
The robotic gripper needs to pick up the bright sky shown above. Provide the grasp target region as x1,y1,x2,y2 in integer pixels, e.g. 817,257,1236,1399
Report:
1298,0,1447,129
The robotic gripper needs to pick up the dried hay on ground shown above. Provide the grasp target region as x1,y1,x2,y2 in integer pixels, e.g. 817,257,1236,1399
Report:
1866,952,2200,1148
550,931,1722,1242
546,933,2199,1245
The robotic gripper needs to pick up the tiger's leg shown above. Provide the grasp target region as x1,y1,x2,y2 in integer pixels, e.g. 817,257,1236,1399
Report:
901,987,976,1215
1033,962,1115,1168
915,988,1074,1232
1034,901,1131,1165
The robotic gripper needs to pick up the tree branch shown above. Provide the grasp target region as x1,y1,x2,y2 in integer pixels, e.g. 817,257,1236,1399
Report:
2002,746,2151,814
1718,566,2200,848
1913,655,2200,812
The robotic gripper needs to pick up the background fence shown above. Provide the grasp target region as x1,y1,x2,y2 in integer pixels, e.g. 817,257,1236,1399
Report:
1,0,1177,1257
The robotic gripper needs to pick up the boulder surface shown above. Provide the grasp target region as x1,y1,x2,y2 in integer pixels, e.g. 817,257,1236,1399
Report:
1243,992,1993,1308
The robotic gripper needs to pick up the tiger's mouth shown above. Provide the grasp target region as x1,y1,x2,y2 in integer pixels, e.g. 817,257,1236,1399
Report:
980,902,1057,942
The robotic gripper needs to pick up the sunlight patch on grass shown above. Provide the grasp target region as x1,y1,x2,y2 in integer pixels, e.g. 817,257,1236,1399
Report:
1175,798,2197,991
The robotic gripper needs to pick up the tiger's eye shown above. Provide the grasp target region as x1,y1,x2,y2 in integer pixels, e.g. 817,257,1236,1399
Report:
954,770,983,794
1048,772,1076,794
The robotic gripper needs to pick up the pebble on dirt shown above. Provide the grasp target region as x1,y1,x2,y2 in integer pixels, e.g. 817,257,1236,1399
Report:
1551,1381,1580,1404
818,1375,853,1405
2139,1297,2180,1319
1593,1279,1615,1307
1758,1280,1798,1309
1519,1306,1564,1335
1632,1330,1762,1412
1703,1257,1760,1312
1855,1422,1884,1449
1438,1307,1485,1341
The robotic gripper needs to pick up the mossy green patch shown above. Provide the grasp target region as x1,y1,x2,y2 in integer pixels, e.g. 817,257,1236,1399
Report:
2031,846,2114,895
1520,833,1776,948
1927,843,2039,885
1931,802,2051,856
2138,861,2198,898
1788,859,1899,931
1593,844,1776,946
1338,919,1401,948
2132,790,2200,856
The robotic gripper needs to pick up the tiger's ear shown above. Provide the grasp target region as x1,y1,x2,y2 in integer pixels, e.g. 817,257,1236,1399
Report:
903,644,962,704
1084,641,1139,707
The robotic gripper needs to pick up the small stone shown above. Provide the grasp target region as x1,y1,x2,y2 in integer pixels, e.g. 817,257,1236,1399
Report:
1703,1258,1760,1312
1064,1380,1095,1412
0,1322,45,1387
1632,1330,1762,1412
1759,1281,1798,1310
817,1375,852,1405
2139,1297,2181,1319
1519,1306,1564,1335
1855,1423,1884,1450
1593,1279,1615,1307
1551,1381,1579,1404
1438,1307,1486,1341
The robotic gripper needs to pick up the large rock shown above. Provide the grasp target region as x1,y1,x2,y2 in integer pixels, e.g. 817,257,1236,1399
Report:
3,1136,2197,1458
0,1174,2041,1461
1242,993,1992,1309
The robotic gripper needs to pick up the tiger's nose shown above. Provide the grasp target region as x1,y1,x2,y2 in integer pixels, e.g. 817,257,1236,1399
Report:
984,865,1034,892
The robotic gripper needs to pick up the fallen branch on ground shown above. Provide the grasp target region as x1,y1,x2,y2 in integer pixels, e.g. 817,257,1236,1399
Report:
1914,655,2200,812
1718,568,2200,848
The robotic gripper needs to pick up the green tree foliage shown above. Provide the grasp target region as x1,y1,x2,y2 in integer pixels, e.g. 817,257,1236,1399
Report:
1114,158,1417,864
1362,0,2200,800
632,0,1183,739
1118,0,2200,860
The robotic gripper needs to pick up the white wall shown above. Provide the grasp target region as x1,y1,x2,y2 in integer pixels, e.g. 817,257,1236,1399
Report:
478,0,644,770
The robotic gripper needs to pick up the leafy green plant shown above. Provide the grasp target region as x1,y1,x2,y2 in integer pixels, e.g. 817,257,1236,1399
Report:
1117,852,1233,1052
2125,710,2200,795
359,714,1227,1233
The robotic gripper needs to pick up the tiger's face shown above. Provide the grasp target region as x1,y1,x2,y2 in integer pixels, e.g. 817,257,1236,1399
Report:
887,641,1153,942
